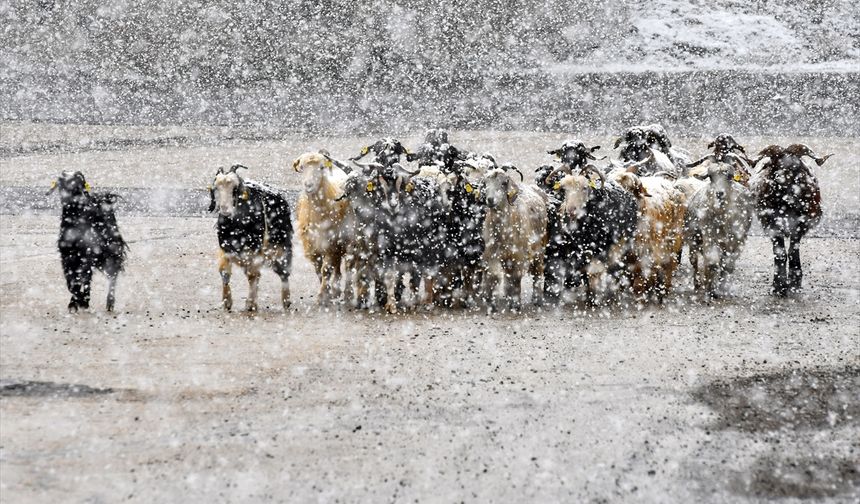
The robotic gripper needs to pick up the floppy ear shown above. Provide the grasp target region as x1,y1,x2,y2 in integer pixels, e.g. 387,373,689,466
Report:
208,187,216,212
548,148,561,157
613,137,623,149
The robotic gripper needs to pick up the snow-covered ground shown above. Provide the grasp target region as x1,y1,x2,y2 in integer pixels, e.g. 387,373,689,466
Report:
1,127,858,502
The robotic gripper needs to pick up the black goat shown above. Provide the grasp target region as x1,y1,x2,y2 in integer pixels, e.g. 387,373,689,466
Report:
546,165,638,304
352,138,409,168
437,165,486,307
377,164,448,313
406,129,467,172
209,165,293,312
48,171,127,312
751,144,832,296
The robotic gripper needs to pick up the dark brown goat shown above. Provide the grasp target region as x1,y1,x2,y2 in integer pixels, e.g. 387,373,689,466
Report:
752,144,833,296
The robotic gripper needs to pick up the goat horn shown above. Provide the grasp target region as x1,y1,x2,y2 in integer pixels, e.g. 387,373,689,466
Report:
580,164,606,183
652,171,678,180
510,166,524,181
687,155,717,168
786,144,833,166
228,164,248,173
545,165,572,184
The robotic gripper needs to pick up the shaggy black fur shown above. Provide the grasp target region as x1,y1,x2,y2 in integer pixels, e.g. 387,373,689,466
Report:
51,171,127,312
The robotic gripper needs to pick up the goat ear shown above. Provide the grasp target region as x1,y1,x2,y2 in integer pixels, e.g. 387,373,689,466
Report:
707,140,715,149
613,137,623,149
208,187,216,212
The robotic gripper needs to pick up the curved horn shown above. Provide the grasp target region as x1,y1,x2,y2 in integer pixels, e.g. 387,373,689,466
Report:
510,166,524,182
687,155,717,168
292,158,301,172
786,144,834,166
320,152,352,174
351,159,384,173
545,165,572,184
580,164,606,184
228,164,249,173
613,137,623,149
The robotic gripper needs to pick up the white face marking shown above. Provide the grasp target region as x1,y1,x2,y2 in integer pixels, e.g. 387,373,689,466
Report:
213,172,240,217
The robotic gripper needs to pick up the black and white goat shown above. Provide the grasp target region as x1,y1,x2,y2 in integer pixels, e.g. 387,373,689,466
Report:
209,165,293,312
48,171,127,312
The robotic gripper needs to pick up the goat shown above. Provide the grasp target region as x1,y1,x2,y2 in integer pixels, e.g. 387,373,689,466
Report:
611,171,686,300
352,138,409,168
548,165,638,304
683,162,755,298
481,165,548,310
209,165,292,312
613,124,690,176
338,168,388,309
376,163,449,313
406,128,466,172
749,144,833,296
48,171,128,312
435,161,488,307
687,134,753,185
294,151,350,304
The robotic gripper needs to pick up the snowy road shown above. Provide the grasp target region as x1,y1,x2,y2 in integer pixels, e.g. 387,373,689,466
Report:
1,129,858,502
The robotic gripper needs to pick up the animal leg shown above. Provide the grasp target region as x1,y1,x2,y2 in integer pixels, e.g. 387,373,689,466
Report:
384,269,399,314
218,252,233,311
423,275,435,308
530,257,544,306
483,265,500,311
70,262,93,311
106,274,117,312
788,237,803,292
245,265,261,312
505,264,522,311
771,236,788,296
273,259,291,311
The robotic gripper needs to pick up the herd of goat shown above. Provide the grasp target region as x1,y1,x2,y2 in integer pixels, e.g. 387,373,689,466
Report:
49,125,832,313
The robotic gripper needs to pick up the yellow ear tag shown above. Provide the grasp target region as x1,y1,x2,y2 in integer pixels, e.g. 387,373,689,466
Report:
360,146,369,155
242,190,249,200
324,159,333,168
589,179,597,189
405,182,414,192
507,190,516,199
366,181,375,192
465,183,473,193
50,180,57,190
474,189,481,199
84,182,91,192
733,173,742,182
552,181,561,190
